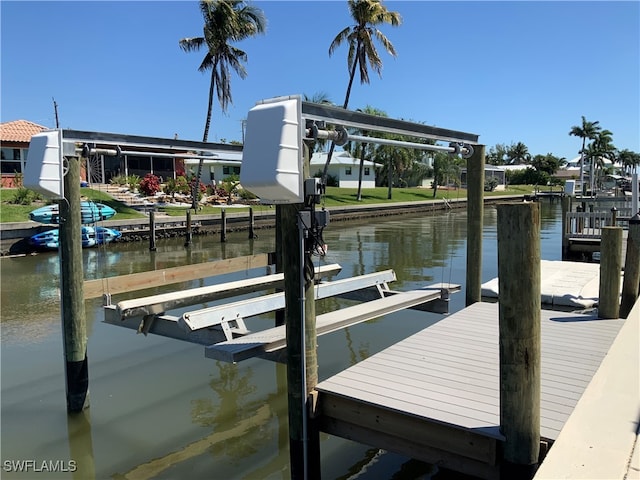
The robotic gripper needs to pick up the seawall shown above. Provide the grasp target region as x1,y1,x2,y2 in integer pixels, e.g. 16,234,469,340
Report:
1,195,524,255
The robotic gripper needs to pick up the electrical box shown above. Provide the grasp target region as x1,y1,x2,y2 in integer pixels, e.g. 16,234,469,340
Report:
240,96,304,204
23,130,65,199
564,180,576,196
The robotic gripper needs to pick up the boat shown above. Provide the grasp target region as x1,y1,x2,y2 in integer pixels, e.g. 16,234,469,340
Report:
29,226,122,250
29,201,117,224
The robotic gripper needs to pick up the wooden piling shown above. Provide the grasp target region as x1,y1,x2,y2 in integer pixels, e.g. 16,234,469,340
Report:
282,144,320,479
221,209,227,243
275,206,284,327
561,196,570,260
60,155,90,413
248,207,256,239
497,202,541,478
620,214,640,318
184,210,192,247
599,226,622,319
466,144,485,306
148,211,156,251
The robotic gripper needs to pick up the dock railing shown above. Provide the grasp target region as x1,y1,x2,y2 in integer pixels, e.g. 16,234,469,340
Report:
565,208,632,239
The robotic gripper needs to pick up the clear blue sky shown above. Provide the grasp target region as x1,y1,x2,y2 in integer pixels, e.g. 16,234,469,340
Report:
2,1,639,161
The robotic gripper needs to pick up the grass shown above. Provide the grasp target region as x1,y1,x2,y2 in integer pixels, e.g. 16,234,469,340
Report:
0,184,550,223
0,188,144,223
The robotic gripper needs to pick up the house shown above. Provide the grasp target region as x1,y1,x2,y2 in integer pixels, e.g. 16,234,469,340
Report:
0,120,47,187
183,151,243,186
460,164,513,191
4,120,376,191
309,150,379,188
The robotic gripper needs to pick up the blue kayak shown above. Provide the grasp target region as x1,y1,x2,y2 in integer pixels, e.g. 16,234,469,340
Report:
29,202,117,225
29,226,122,250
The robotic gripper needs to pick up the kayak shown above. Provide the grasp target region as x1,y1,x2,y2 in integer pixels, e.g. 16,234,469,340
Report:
29,201,117,224
29,226,122,250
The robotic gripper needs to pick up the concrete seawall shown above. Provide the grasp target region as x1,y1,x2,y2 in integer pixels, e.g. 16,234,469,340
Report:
1,195,523,255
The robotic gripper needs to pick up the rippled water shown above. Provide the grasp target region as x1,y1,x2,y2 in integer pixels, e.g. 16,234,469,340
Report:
1,202,562,479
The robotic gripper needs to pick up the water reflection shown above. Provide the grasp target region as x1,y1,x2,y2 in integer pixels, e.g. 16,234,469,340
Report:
1,202,563,480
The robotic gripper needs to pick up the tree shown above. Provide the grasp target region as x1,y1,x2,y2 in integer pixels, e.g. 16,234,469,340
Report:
322,0,401,182
569,116,601,195
431,152,461,198
531,153,565,176
180,0,266,208
618,149,640,175
507,142,531,165
486,143,509,165
584,129,616,190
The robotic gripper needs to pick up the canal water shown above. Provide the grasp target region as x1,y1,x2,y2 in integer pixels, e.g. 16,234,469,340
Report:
1,202,563,480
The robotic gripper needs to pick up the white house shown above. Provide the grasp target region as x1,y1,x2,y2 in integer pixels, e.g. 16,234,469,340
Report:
310,150,379,188
184,151,243,185
185,148,379,189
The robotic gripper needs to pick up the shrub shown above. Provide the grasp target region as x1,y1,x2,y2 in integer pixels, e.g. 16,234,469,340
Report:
10,187,42,205
484,177,499,192
237,188,258,200
109,175,127,186
127,175,141,191
139,174,161,196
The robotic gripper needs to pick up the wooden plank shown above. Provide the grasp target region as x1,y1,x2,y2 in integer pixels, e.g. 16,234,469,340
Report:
84,253,273,299
318,393,500,465
110,264,342,320
314,301,625,455
319,416,500,480
205,288,447,363
180,270,397,331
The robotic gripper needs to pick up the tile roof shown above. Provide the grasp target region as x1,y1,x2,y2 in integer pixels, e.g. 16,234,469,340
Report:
0,120,48,143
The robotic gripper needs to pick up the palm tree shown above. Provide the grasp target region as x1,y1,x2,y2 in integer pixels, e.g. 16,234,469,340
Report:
618,149,640,175
507,142,530,165
569,116,601,195
584,129,616,191
180,0,266,208
322,0,401,185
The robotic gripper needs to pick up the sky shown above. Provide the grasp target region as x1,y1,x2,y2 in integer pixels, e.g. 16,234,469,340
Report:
1,1,639,162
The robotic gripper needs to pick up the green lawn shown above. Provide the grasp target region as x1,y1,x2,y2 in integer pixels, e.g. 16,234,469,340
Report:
0,184,545,223
0,188,144,223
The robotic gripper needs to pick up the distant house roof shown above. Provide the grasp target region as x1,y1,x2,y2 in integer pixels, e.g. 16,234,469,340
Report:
0,120,48,143
183,151,243,165
310,150,379,167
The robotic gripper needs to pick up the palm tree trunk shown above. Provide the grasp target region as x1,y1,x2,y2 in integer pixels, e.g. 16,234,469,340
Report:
579,138,586,196
322,41,361,183
387,158,393,200
356,143,367,201
191,69,217,210
342,42,360,109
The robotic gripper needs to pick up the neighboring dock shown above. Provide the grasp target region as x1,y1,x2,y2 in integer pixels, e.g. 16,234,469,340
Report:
314,301,628,479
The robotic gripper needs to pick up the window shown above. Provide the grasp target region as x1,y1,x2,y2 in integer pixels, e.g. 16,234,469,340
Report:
223,165,241,175
364,167,370,176
1,147,25,174
345,167,352,175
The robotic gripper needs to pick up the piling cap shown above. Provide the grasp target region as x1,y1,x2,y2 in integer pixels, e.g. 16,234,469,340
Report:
631,212,640,225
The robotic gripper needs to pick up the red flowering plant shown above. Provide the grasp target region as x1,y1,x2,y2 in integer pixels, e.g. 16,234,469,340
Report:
139,174,162,197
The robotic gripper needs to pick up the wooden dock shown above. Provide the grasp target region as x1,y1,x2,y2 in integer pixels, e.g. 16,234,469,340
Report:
314,301,626,479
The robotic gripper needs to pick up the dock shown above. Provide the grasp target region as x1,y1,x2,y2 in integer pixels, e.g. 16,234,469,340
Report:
314,301,627,479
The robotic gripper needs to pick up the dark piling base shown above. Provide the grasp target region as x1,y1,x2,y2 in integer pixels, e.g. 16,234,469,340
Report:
66,356,89,413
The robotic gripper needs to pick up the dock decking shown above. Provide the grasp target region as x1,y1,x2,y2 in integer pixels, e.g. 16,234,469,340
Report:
315,301,625,479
